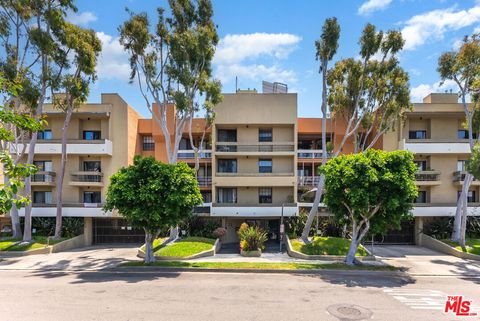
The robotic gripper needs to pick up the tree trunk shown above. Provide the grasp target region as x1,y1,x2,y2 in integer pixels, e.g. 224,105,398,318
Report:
451,191,464,242
144,232,155,264
23,131,39,242
3,174,22,238
301,175,325,243
459,174,473,248
54,106,74,239
346,223,359,266
301,60,328,243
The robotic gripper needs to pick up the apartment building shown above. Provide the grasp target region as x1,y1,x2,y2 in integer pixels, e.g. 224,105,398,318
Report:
4,89,475,245
383,93,478,242
14,93,142,243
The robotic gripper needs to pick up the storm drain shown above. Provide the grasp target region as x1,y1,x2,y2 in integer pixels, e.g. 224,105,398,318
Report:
327,304,373,320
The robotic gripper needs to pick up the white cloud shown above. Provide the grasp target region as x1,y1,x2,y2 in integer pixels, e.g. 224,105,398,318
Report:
213,33,301,85
401,5,480,50
410,79,457,102
214,33,301,65
358,0,392,16
67,11,97,26
95,32,130,81
216,64,297,85
474,26,480,33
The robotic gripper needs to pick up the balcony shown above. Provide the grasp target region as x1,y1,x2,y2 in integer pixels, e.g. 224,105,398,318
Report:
415,170,441,186
14,139,113,156
399,138,470,154
177,150,212,159
215,142,294,155
69,171,104,187
298,176,320,187
452,171,480,186
216,172,294,177
297,149,333,159
18,203,109,217
193,203,211,215
214,174,296,186
197,176,212,187
211,203,297,217
412,203,480,217
31,171,56,186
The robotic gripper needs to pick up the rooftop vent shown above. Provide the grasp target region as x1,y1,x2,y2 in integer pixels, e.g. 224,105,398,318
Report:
262,81,288,93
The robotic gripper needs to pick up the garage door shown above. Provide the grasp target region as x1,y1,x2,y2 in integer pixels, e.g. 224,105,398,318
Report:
366,220,415,245
93,218,144,244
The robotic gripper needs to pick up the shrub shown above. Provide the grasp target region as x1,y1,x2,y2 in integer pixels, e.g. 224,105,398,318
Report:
424,217,480,239
180,216,221,238
238,225,267,252
212,227,227,238
27,217,84,238
284,209,342,238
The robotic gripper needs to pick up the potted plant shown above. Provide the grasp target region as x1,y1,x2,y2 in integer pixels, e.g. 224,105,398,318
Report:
238,223,267,257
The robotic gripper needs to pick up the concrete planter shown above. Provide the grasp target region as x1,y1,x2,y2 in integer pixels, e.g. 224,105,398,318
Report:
137,238,220,261
240,249,262,257
420,233,480,261
284,235,376,262
0,234,86,257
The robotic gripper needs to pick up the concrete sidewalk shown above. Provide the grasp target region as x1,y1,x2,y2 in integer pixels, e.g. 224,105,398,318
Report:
371,245,480,275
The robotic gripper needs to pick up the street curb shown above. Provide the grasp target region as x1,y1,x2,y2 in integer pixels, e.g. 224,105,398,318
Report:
110,266,404,275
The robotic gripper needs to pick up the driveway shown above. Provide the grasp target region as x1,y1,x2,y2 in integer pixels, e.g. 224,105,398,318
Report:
0,245,139,271
370,245,480,276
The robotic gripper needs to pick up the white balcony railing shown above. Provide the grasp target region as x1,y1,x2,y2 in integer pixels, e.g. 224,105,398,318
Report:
177,149,212,159
13,139,113,156
400,139,470,154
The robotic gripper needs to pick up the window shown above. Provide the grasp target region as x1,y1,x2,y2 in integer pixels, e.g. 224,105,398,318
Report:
458,190,476,203
414,160,427,171
408,130,427,139
415,191,427,203
179,137,193,150
84,191,101,203
259,128,272,142
217,159,237,173
83,131,101,140
259,188,272,203
38,130,52,140
34,161,52,172
201,191,212,203
217,188,236,203
142,136,155,151
457,160,467,172
33,191,52,204
83,161,101,172
259,159,272,173
217,129,237,142
458,130,477,139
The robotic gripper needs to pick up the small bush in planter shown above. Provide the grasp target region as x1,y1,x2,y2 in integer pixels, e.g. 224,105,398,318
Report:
238,225,267,252
213,227,227,239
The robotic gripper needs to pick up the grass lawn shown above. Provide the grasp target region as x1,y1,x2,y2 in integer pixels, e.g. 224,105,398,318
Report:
140,238,166,252
0,236,65,252
121,260,398,271
154,237,216,257
442,238,480,255
290,237,368,256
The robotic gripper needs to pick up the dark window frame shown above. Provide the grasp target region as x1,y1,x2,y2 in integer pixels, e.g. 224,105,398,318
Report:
217,159,237,173
142,136,155,151
83,130,101,140
259,187,272,204
217,187,237,203
259,128,273,142
38,130,53,140
217,129,237,142
259,158,272,173
408,130,427,139
84,191,101,203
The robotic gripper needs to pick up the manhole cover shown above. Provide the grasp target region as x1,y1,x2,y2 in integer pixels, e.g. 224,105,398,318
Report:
327,304,373,320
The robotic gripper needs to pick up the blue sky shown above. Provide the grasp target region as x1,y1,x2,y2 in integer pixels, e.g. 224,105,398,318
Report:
72,0,480,118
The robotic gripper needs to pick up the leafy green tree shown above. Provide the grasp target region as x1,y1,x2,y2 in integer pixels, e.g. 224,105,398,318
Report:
301,17,340,243
0,0,80,241
104,156,202,263
321,150,417,265
0,77,44,216
438,33,480,247
119,0,222,165
53,24,102,239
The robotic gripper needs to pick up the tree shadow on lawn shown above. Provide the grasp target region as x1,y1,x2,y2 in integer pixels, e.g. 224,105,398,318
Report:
300,270,416,288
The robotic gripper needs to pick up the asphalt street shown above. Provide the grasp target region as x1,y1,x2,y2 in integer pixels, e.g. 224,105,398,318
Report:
1,269,479,321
